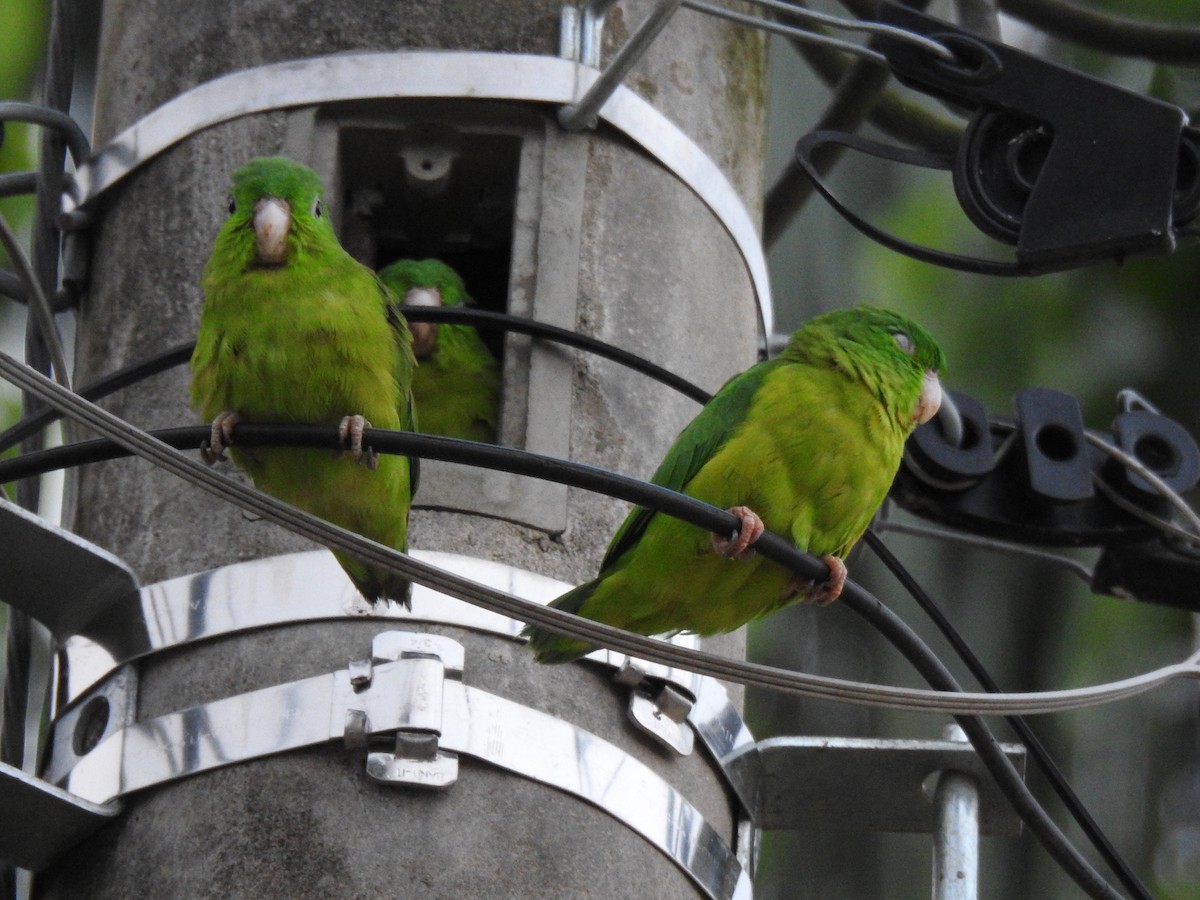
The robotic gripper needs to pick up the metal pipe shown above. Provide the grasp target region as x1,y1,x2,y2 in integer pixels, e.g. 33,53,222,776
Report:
932,725,981,900
558,0,683,130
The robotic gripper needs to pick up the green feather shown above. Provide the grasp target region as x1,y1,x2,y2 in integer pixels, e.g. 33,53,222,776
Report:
378,258,501,443
190,156,416,605
523,306,946,663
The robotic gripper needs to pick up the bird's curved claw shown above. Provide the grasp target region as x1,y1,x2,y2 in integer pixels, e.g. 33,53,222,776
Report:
711,506,765,561
202,411,240,465
338,414,379,470
782,554,847,606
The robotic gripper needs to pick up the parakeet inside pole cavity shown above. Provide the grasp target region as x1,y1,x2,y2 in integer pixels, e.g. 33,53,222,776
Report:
190,156,417,606
378,258,501,443
523,306,946,663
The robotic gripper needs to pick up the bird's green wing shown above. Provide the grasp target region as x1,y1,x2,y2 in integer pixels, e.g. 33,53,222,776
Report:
382,278,420,497
600,357,782,570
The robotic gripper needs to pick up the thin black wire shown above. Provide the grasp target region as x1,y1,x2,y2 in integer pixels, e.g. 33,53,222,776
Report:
401,306,714,405
998,0,1200,65
0,343,194,455
0,101,90,167
865,531,1153,900
0,307,712,457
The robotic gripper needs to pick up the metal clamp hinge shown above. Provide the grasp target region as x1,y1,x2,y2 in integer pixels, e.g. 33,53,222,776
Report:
343,632,463,789
614,658,696,756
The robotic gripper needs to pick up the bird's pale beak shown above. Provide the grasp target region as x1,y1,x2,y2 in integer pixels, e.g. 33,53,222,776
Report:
914,370,942,425
253,197,290,265
405,286,441,358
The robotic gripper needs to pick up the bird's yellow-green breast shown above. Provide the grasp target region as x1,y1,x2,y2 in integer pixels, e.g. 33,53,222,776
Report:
525,305,945,661
190,156,416,604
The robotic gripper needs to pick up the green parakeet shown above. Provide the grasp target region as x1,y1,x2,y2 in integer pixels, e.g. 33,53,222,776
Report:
378,258,501,443
190,156,417,606
524,306,946,663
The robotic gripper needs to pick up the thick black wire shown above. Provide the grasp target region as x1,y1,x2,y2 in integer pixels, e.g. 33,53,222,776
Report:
865,531,1153,900
0,305,711,456
0,326,1143,896
0,171,39,199
0,422,1130,899
400,306,714,405
997,0,1200,64
0,102,90,167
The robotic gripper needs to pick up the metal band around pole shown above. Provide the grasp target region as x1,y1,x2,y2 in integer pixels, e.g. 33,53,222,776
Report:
64,51,773,335
60,636,752,900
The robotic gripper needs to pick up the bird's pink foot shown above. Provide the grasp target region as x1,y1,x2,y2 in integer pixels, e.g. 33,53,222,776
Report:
781,555,847,606
711,506,765,561
338,414,378,470
202,411,240,465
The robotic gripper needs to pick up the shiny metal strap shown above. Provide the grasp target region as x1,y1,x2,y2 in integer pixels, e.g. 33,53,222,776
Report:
62,631,751,900
60,548,560,700
0,761,119,871
58,548,760,815
65,51,772,334
64,548,700,698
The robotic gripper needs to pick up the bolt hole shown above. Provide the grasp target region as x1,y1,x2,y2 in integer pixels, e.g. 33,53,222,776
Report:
73,696,111,757
1035,424,1077,462
1134,434,1178,475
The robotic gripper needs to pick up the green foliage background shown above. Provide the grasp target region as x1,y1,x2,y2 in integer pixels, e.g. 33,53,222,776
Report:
754,3,1200,898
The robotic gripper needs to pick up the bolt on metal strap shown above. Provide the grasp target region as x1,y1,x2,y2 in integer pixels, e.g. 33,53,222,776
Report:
53,630,750,900
348,632,462,789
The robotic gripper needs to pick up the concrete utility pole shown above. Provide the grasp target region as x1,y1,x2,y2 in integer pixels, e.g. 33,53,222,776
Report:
41,2,766,896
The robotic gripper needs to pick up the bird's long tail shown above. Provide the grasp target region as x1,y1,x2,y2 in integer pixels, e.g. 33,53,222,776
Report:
521,578,600,664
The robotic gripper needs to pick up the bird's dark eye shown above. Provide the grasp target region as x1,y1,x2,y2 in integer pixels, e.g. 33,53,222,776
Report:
227,196,237,215
893,332,915,354
311,198,323,218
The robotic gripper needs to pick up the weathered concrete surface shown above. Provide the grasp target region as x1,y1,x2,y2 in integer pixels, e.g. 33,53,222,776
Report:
47,1,767,897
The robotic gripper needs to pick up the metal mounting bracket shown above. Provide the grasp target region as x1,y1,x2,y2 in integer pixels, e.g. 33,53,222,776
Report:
615,657,696,756
559,0,618,67
558,0,684,131
727,734,1026,836
351,632,463,790
0,761,120,871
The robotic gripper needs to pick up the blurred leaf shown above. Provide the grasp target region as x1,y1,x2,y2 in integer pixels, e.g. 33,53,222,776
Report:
0,0,50,267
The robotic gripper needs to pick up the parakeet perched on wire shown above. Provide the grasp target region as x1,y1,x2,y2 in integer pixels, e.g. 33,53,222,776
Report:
190,156,417,606
524,306,946,663
378,258,501,443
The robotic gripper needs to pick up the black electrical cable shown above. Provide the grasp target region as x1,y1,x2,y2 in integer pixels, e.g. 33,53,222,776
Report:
400,305,714,405
0,101,90,167
0,343,194,455
0,321,1147,895
998,0,1200,65
0,421,1131,899
0,171,39,199
0,309,713,457
865,530,1153,900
